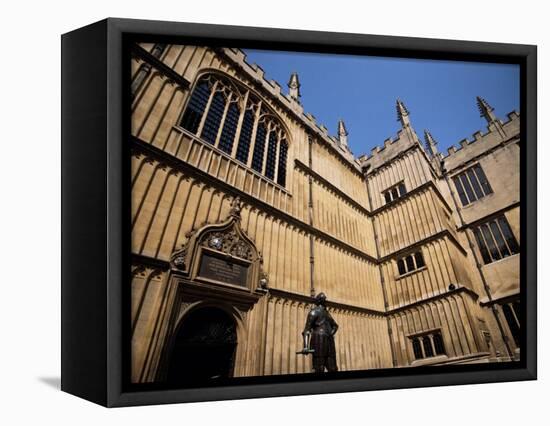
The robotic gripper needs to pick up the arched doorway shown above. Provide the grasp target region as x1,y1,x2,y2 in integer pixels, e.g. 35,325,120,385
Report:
167,306,237,385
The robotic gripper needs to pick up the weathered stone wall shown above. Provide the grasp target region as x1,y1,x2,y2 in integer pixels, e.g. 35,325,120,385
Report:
129,42,521,382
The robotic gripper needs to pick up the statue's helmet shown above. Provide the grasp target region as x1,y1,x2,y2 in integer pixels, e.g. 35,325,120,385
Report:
315,292,327,305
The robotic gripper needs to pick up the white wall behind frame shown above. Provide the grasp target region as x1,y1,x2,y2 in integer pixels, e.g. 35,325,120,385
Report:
0,0,545,425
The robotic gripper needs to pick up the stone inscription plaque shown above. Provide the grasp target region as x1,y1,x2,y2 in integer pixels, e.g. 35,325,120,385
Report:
198,251,249,287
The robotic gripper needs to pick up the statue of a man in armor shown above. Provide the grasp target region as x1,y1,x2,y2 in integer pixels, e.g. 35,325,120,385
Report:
299,292,339,373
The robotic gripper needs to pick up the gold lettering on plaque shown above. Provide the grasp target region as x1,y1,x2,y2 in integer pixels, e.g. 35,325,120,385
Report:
198,251,249,287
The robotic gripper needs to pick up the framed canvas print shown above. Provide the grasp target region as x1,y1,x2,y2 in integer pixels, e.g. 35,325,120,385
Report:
61,18,537,407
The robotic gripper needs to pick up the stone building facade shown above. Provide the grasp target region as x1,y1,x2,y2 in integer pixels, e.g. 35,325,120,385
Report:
129,42,521,384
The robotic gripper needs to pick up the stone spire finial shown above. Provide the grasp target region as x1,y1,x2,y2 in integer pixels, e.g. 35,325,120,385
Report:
337,119,349,148
476,96,498,124
288,72,301,101
423,130,439,156
396,99,411,127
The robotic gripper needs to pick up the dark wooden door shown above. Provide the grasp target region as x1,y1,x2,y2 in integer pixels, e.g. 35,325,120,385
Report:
167,307,237,385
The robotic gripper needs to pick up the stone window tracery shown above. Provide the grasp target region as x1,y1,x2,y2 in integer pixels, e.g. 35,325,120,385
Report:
473,215,519,264
410,330,446,360
453,163,493,206
180,80,211,134
180,73,289,187
251,121,267,173
397,250,426,277
383,181,407,205
201,91,226,144
236,109,255,163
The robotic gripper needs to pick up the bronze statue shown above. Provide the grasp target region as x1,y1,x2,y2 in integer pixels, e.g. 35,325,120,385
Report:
297,292,339,373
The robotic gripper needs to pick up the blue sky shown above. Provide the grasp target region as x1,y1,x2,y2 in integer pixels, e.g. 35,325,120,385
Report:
243,49,519,156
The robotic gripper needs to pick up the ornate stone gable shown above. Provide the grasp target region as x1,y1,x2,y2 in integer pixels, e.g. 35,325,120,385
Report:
170,197,267,292
202,230,254,261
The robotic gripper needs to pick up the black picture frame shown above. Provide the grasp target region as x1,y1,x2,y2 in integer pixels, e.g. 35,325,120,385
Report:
61,18,537,407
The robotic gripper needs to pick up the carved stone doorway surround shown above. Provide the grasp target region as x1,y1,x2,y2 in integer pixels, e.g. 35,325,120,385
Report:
156,198,269,382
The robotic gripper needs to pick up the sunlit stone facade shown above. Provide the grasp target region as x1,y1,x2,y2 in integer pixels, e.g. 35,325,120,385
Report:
129,43,520,384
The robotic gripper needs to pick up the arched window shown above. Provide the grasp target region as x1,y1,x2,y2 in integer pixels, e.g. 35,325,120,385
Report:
405,255,415,271
414,251,425,268
397,258,406,275
422,336,434,357
412,338,423,359
179,73,290,187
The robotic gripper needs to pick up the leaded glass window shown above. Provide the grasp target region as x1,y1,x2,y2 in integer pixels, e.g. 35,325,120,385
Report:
180,80,211,133
277,140,288,186
397,259,406,275
236,109,254,163
265,131,278,180
498,216,519,254
410,330,446,360
252,122,266,173
473,215,519,264
415,252,425,268
179,73,289,186
412,338,423,360
398,182,407,197
383,181,407,205
405,255,415,271
397,250,425,276
218,101,239,154
422,336,434,357
201,91,226,144
453,163,493,206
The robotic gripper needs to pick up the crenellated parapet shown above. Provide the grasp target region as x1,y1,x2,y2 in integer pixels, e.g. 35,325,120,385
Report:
359,97,520,179
219,47,359,168
128,41,521,382
153,45,521,185
441,109,520,173
357,99,432,179
359,126,421,174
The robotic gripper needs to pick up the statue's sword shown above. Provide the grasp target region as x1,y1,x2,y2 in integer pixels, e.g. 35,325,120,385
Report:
296,348,315,355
